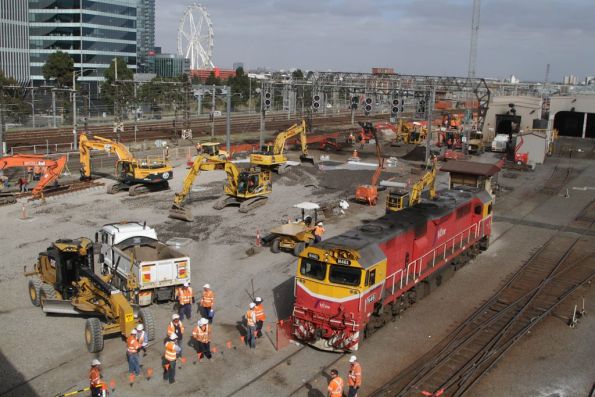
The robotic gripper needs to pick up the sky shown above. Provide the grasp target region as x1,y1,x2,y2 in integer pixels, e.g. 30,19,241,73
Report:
155,0,595,82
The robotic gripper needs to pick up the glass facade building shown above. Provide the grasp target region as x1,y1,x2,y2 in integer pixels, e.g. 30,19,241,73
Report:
147,53,190,78
136,0,154,72
0,0,31,84
28,0,137,84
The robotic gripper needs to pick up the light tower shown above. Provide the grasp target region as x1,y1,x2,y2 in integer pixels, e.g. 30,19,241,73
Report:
467,0,481,78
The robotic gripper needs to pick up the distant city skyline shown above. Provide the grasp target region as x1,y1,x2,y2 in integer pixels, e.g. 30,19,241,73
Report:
155,0,595,82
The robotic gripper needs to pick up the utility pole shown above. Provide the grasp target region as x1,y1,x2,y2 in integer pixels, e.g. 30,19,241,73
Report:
259,81,265,149
52,89,57,128
0,87,5,157
211,84,216,138
425,87,435,164
30,82,36,128
72,72,78,150
133,82,138,142
226,86,231,154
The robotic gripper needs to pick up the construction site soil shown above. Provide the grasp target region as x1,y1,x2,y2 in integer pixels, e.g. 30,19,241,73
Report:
0,138,593,397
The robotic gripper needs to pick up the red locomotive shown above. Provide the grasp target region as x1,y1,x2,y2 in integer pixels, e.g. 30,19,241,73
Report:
292,188,493,351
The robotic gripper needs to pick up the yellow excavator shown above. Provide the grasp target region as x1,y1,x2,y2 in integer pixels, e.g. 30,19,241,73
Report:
386,160,437,212
79,133,173,196
169,155,272,221
250,120,314,173
25,238,155,353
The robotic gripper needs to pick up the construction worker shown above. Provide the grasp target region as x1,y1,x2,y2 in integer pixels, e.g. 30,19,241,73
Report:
192,318,212,361
314,222,325,243
163,333,181,384
167,313,185,354
195,142,203,154
254,297,266,338
136,323,148,356
199,283,215,323
126,329,141,377
327,369,344,397
245,302,257,349
347,355,362,397
176,282,194,321
89,359,103,397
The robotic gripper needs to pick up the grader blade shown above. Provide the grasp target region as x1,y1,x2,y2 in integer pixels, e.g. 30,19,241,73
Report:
42,299,80,315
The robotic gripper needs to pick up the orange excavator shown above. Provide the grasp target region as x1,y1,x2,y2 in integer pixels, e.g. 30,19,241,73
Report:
355,122,385,206
0,154,67,204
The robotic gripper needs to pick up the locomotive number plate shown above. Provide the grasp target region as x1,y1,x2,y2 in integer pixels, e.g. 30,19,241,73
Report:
337,258,351,266
308,253,320,260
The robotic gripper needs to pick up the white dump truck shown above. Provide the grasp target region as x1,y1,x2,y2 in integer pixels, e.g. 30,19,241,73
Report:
96,222,191,306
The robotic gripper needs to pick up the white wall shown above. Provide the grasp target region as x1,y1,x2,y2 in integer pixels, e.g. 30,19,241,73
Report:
482,96,542,141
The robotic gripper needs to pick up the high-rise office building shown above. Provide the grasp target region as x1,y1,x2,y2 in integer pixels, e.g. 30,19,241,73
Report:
137,0,155,72
0,0,31,84
28,0,138,86
147,53,189,78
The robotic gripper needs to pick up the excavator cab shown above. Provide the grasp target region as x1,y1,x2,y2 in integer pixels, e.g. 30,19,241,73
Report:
386,189,410,212
202,142,228,160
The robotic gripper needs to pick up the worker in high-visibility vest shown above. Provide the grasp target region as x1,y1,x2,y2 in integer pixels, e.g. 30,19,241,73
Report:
192,317,212,361
314,222,325,243
136,323,148,356
327,369,344,397
245,302,257,349
176,282,194,321
347,355,362,397
199,283,215,323
163,333,181,384
89,359,103,397
126,329,141,377
254,297,266,338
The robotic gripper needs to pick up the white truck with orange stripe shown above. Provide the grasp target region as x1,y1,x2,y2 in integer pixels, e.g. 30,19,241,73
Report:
96,222,191,306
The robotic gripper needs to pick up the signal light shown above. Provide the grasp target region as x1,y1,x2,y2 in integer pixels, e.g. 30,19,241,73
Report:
350,96,359,110
364,97,372,114
264,92,272,109
313,94,321,111
391,98,400,114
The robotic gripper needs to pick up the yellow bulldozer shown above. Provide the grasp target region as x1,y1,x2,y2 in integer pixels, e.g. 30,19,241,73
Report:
169,155,272,221
25,238,155,353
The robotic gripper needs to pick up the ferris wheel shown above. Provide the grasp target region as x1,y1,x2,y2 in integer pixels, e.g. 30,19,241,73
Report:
177,3,214,69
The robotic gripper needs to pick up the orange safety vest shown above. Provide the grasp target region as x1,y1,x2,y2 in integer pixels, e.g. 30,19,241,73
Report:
167,321,185,338
89,367,101,388
200,290,214,307
328,376,344,397
314,226,325,237
177,287,193,305
254,304,266,321
192,324,210,343
126,335,140,354
348,362,362,387
246,309,256,327
164,341,177,361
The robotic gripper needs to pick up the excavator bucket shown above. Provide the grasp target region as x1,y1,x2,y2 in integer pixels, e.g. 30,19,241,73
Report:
168,206,193,222
299,154,315,164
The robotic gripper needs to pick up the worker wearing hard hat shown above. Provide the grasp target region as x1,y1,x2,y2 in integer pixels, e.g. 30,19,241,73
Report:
126,329,141,377
192,318,212,361
175,281,194,321
199,283,215,323
254,297,266,338
245,302,257,349
347,355,362,397
314,222,325,243
89,359,103,397
167,313,185,355
163,333,181,384
136,323,148,356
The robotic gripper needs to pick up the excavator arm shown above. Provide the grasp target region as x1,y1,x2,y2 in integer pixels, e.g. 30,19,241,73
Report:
79,133,134,178
272,120,307,155
409,160,437,206
0,154,67,199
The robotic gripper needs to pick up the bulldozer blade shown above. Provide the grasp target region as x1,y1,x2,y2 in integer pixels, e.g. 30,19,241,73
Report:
168,207,193,222
42,299,81,315
299,155,315,164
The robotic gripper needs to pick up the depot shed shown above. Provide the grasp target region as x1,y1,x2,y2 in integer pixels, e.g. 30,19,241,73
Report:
516,130,547,165
440,160,501,196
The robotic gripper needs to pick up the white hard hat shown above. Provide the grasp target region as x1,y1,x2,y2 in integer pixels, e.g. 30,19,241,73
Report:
199,318,208,326
317,222,323,226
183,282,189,287
131,329,137,335
255,297,262,303
203,283,210,289
91,359,101,366
172,313,180,320
169,333,178,340
136,324,144,331
349,355,357,363
249,302,256,309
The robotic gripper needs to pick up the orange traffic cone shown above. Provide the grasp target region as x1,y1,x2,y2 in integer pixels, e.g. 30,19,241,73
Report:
350,150,360,161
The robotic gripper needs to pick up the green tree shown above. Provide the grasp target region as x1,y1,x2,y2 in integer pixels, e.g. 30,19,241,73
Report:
100,57,134,113
292,69,304,80
42,51,74,87
205,72,222,86
0,69,28,124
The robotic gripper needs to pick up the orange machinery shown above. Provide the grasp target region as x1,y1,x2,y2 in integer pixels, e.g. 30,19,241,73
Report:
0,154,67,201
355,122,384,206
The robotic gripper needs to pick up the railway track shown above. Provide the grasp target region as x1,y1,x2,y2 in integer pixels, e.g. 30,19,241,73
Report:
370,205,595,397
0,180,103,206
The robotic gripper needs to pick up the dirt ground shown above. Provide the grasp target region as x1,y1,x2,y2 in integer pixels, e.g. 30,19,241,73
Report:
0,138,593,397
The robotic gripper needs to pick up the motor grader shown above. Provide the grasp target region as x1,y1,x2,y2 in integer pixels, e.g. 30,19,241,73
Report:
25,238,155,353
